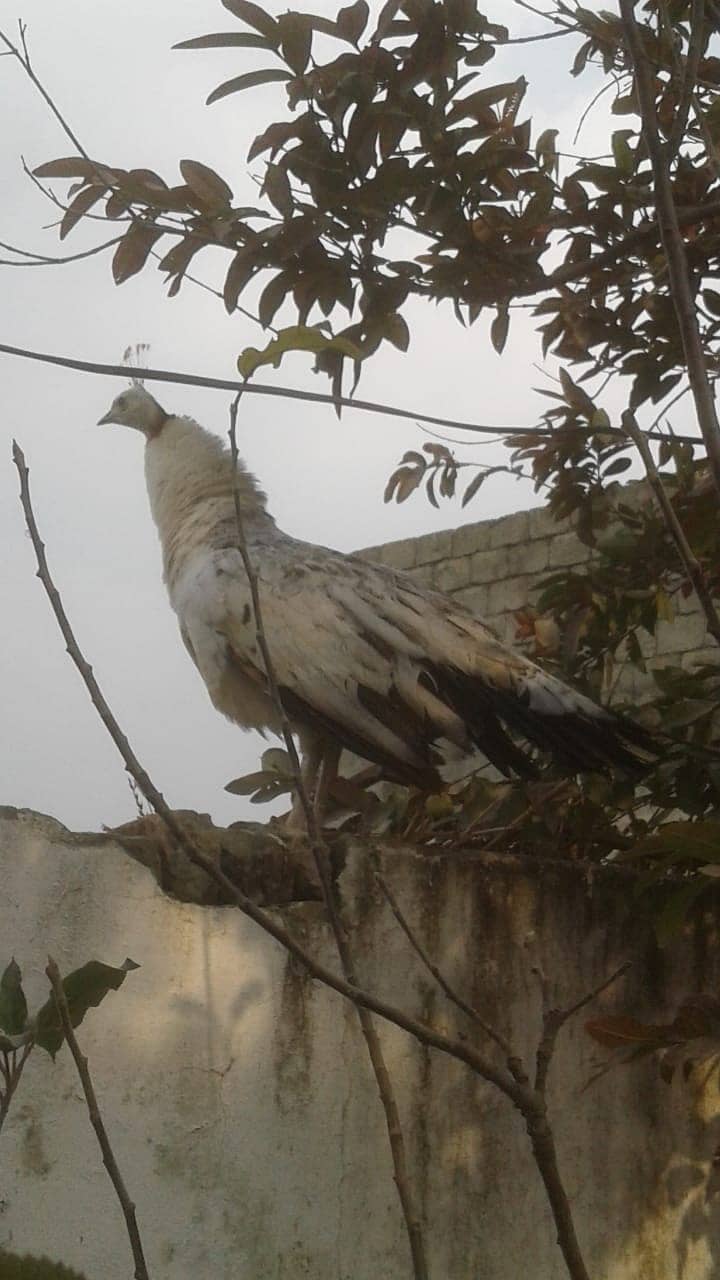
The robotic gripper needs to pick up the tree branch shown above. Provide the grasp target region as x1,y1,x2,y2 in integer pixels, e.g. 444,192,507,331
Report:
372,861,529,1084
619,0,720,499
0,340,702,446
622,410,720,646
0,235,123,267
13,438,597,1279
226,387,428,1279
0,24,89,160
46,956,150,1280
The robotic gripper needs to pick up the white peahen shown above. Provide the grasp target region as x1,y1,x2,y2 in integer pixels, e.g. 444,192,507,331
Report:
98,384,655,811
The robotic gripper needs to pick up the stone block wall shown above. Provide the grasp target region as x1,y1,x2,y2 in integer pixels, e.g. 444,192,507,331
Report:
363,497,715,696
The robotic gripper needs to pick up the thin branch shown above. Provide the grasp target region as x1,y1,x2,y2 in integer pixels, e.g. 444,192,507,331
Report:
46,957,150,1280
227,388,428,1280
619,0,720,499
0,340,702,446
0,25,89,159
0,1044,32,1134
622,410,720,645
0,235,123,267
373,863,529,1082
534,961,631,1095
668,0,706,160
12,439,605,1280
147,250,275,334
499,28,571,43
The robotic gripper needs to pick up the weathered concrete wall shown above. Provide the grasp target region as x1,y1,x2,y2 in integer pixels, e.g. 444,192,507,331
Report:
363,491,714,698
2,807,720,1279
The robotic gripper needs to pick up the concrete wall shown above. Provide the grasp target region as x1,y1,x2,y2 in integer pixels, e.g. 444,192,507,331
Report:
2,807,720,1280
363,495,714,695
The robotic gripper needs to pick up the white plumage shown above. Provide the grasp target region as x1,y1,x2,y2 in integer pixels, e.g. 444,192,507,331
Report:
98,385,654,806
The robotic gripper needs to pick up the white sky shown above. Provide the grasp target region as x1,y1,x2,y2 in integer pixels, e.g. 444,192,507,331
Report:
1,0,654,831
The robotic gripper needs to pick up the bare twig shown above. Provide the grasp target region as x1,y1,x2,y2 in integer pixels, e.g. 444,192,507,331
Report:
534,962,631,1096
227,388,428,1280
45,956,150,1280
0,341,703,446
667,0,707,160
372,863,529,1082
619,0,720,499
0,25,89,159
0,235,123,267
14,438,601,1280
0,1044,32,1134
622,410,720,646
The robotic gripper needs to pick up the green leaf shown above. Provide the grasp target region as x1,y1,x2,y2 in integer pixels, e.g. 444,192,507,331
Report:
490,304,509,354
261,747,293,773
603,455,632,477
535,128,558,174
623,821,720,863
225,770,274,795
111,224,164,285
174,31,272,50
263,163,293,216
179,159,233,209
337,0,370,43
0,958,28,1035
237,325,361,377
585,1014,670,1050
59,186,105,240
34,959,139,1059
559,368,595,416
207,68,291,105
382,313,410,351
33,157,102,180
278,13,312,74
611,129,634,177
222,0,279,42
462,469,487,507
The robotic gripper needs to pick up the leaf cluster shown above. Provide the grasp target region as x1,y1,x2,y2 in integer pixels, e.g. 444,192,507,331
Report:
0,955,137,1059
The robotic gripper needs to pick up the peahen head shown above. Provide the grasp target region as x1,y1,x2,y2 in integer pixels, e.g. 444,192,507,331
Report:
97,384,168,435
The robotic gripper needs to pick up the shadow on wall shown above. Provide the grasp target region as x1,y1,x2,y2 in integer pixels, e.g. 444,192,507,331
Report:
2,805,720,1279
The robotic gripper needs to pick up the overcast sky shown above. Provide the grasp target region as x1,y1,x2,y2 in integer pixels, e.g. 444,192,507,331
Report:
1,0,640,832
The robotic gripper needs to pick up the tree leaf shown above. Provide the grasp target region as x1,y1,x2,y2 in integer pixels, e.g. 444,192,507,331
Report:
33,157,102,180
112,224,164,284
222,0,279,42
261,747,293,773
224,248,259,312
383,313,410,351
225,770,274,795
623,821,720,863
336,0,370,44
207,68,291,105
462,470,487,507
60,186,105,239
278,13,312,74
34,959,139,1059
603,455,632,477
611,129,634,177
491,304,510,354
263,163,293,216
585,1015,670,1049
174,31,272,50
258,272,292,327
535,128,558,174
237,325,361,376
179,159,233,210
0,958,28,1035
